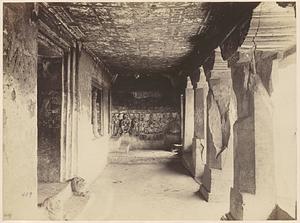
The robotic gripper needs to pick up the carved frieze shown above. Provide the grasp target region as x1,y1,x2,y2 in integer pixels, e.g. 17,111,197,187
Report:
111,111,181,140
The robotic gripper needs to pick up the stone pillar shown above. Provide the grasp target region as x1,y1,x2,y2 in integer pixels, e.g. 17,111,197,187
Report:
192,68,209,179
222,2,296,220
183,76,194,151
65,50,73,180
199,48,235,202
227,52,276,220
180,94,184,142
71,43,79,178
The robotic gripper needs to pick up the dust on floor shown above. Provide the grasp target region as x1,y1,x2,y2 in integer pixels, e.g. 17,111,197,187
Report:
75,162,230,220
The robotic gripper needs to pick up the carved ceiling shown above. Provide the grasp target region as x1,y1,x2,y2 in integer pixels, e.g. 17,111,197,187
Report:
45,2,259,77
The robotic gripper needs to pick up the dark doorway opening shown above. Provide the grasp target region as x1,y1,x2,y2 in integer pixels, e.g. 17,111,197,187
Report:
37,43,63,183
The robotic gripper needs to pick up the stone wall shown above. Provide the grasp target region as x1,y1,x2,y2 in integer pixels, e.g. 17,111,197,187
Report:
3,3,39,219
3,4,113,218
77,51,112,183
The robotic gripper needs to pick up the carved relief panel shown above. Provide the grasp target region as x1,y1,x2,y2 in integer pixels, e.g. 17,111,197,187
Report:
111,111,181,140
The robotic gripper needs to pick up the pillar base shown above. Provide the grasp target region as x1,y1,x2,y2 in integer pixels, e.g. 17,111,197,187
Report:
229,187,276,220
182,137,206,179
220,212,235,220
198,164,232,202
182,151,194,176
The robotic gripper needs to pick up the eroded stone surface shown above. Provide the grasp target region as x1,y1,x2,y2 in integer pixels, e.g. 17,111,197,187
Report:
207,92,222,168
3,3,39,220
206,49,233,163
229,55,278,219
46,2,259,77
53,2,208,76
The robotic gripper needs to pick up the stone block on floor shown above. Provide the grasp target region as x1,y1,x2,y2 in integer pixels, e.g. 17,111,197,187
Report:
38,179,92,220
38,182,72,220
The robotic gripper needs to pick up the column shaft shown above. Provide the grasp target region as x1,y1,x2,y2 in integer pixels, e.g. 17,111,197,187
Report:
199,48,234,202
192,69,208,179
183,77,194,151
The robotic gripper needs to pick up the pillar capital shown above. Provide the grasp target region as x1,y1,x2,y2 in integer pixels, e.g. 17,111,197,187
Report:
204,47,231,81
241,2,295,52
198,67,207,85
186,76,193,89
227,2,295,68
220,2,295,62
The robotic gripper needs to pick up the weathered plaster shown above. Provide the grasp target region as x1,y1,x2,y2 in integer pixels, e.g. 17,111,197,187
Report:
3,3,39,220
77,51,111,184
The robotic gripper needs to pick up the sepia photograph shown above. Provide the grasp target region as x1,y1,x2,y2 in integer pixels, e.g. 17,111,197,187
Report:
1,0,298,221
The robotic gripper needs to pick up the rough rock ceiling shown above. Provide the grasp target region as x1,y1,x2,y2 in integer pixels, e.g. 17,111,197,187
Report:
48,2,258,77
49,2,209,76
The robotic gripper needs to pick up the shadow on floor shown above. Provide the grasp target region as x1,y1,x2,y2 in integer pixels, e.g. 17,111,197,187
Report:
194,189,207,201
164,160,207,202
164,160,192,176
164,161,206,202
267,205,296,220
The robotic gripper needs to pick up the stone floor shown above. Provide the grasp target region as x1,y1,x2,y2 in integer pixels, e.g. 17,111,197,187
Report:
75,162,229,220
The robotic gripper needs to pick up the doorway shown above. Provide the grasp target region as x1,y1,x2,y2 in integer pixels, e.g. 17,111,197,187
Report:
37,43,63,183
